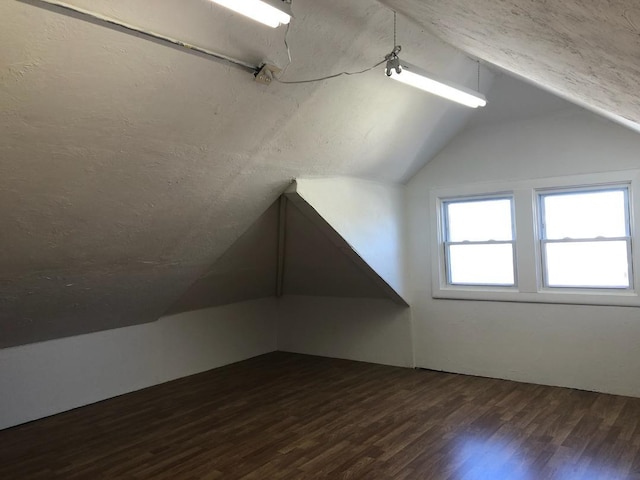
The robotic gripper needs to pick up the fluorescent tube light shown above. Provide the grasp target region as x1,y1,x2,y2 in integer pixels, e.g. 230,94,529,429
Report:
210,0,291,28
386,61,486,108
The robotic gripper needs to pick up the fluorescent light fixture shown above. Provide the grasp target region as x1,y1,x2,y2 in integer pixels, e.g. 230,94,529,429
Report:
210,0,291,28
386,61,486,108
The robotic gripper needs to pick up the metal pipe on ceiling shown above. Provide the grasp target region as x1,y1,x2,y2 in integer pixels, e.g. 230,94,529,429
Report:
25,0,261,74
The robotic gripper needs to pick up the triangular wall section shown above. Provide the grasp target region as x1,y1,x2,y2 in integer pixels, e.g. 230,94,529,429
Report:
167,184,408,314
283,189,408,305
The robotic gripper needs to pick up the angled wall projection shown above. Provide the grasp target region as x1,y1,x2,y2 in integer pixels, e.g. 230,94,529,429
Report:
1,177,409,429
168,178,409,314
291,178,408,302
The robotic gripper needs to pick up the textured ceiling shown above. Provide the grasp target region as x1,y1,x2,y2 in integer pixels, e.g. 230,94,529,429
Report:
1,0,481,346
167,195,398,320
465,72,576,131
380,0,640,130
7,0,633,348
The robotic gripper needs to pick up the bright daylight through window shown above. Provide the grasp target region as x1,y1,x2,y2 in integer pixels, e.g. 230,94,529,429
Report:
443,197,515,286
539,188,631,289
431,173,639,306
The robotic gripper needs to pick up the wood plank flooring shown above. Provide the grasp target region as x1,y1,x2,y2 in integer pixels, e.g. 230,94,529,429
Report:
1,352,639,479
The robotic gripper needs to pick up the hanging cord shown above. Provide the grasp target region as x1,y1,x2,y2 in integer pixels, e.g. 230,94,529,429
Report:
394,10,397,50
384,10,402,76
279,22,293,77
274,3,393,84
274,59,387,84
278,1,294,79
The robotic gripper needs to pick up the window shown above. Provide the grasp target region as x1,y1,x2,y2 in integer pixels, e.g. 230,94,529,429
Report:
442,197,515,286
538,187,632,289
430,171,640,306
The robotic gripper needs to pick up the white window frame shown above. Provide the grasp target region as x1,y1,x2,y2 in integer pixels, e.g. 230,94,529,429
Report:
441,194,517,287
537,185,633,291
430,170,640,307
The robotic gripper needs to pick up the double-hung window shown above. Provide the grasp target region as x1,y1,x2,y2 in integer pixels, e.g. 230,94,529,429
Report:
538,187,632,290
431,171,640,306
442,196,516,287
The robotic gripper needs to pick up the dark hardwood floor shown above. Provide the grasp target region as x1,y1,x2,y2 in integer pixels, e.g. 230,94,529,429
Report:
1,352,639,479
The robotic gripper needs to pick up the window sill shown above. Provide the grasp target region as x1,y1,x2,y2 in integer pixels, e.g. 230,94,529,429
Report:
433,286,640,307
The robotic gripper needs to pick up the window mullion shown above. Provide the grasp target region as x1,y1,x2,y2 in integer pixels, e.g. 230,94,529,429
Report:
514,189,538,293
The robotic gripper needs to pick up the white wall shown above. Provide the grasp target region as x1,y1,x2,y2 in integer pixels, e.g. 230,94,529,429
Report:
275,178,414,368
277,296,413,368
407,107,640,397
7,108,640,431
0,298,277,430
295,177,408,301
0,176,413,431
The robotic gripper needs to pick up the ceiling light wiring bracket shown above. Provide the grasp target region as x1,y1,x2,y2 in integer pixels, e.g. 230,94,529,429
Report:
255,64,282,85
385,45,402,76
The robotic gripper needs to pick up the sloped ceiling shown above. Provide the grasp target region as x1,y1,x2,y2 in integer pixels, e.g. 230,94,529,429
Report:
166,202,280,316
169,193,402,319
1,0,477,346
465,72,577,131
380,0,640,130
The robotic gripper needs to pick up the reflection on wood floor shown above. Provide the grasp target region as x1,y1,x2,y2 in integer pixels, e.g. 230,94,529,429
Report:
1,352,639,479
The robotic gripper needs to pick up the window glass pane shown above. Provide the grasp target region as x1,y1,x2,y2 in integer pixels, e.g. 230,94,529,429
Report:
446,198,513,242
544,241,630,288
542,190,627,240
449,244,515,285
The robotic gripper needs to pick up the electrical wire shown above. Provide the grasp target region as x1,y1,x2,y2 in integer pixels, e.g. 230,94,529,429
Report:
33,0,391,85
278,21,293,78
274,58,387,84
394,11,397,49
274,0,387,84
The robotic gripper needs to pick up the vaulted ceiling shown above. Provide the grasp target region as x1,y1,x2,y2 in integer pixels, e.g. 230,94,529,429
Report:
380,0,640,130
2,0,638,347
1,0,479,346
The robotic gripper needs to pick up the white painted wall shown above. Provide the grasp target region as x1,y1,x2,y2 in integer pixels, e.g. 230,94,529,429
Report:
295,177,408,301
7,105,640,432
277,296,413,368
407,107,640,397
0,176,413,431
277,178,413,367
0,298,277,430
